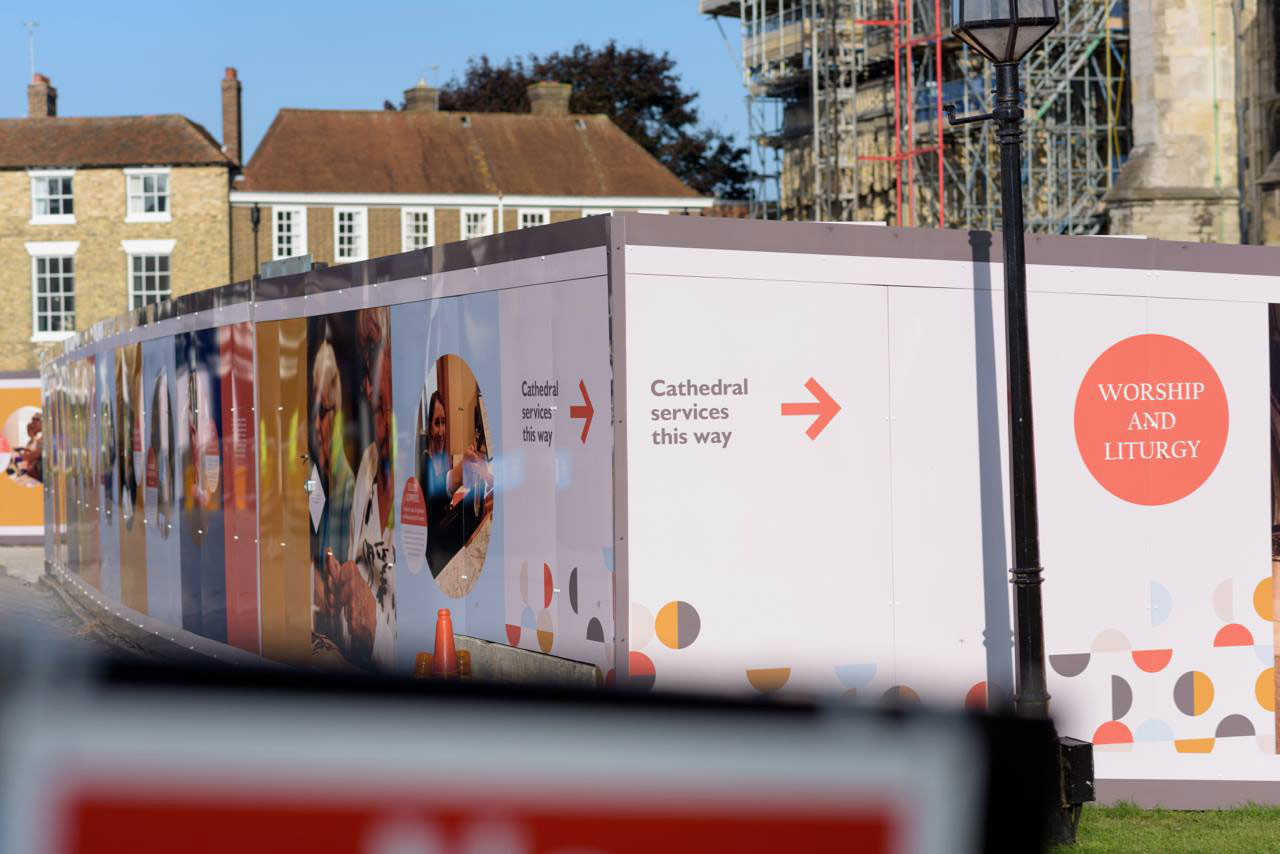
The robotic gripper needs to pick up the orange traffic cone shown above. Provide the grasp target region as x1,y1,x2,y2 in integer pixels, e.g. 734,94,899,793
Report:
433,608,458,678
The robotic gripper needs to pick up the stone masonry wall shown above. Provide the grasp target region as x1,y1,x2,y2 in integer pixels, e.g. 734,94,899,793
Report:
1105,0,1241,241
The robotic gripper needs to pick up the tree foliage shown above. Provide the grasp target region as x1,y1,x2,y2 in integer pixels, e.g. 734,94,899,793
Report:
389,42,749,200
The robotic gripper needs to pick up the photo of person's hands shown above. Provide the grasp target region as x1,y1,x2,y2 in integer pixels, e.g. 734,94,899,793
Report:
314,550,342,625
323,556,377,661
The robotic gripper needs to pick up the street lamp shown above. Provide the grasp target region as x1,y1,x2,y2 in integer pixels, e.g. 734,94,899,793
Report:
946,4,1096,844
945,0,1059,722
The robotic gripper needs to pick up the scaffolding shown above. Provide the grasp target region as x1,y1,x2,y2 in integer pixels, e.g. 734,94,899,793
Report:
705,0,1130,234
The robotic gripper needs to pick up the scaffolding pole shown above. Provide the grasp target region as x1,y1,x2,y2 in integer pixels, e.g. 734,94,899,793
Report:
718,0,1129,233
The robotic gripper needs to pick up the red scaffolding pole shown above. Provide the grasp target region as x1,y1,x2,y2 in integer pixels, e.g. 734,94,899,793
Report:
855,0,945,228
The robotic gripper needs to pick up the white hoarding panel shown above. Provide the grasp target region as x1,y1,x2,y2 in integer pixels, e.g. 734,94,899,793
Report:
625,269,895,696
622,241,1280,793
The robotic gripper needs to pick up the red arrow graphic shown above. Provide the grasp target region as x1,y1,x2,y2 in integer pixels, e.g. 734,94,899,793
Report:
780,378,841,440
570,379,594,443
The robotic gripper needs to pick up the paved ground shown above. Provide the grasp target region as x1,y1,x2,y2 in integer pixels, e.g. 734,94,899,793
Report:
0,546,123,656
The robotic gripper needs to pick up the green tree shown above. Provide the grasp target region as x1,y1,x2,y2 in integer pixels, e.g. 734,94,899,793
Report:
389,42,749,200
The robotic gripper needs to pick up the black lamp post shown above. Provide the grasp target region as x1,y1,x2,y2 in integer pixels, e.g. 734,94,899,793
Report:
947,4,1096,843
250,203,262,277
945,0,1059,721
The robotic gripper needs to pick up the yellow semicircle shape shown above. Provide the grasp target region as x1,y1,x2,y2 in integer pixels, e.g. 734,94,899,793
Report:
655,601,680,649
1194,672,1215,715
1174,738,1215,754
1256,578,1275,623
1257,668,1275,713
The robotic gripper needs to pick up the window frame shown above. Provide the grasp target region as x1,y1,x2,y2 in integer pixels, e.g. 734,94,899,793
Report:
461,207,494,240
28,169,76,226
517,208,550,230
400,206,435,252
121,239,177,311
124,166,172,223
333,206,368,262
25,240,79,342
272,205,309,260
580,208,613,218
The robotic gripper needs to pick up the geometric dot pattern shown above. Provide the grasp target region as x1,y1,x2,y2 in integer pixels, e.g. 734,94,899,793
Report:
655,600,700,650
1257,668,1276,713
1173,670,1214,716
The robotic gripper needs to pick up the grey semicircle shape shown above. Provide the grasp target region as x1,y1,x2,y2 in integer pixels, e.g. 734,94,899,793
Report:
1049,653,1090,678
1112,675,1133,720
1214,714,1256,738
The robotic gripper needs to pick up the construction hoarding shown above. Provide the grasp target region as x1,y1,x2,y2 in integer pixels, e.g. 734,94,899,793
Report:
41,215,1280,805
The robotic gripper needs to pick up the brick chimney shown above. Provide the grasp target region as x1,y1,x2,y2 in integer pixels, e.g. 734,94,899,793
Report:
403,78,440,112
27,74,56,118
221,67,242,166
527,81,571,116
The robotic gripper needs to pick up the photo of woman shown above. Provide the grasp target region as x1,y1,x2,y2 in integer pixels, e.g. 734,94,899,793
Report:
414,354,494,598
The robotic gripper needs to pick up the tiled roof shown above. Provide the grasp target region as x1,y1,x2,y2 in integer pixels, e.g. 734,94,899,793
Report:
237,108,701,198
0,115,231,169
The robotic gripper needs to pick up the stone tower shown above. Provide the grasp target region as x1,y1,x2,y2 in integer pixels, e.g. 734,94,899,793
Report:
1106,0,1240,242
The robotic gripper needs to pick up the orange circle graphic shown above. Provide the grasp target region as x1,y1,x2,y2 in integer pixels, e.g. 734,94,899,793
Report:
1074,334,1228,506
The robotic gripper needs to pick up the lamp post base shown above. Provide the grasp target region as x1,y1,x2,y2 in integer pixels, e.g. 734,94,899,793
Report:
1050,736,1095,845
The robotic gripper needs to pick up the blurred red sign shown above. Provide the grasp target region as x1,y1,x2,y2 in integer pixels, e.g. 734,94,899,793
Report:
63,786,895,854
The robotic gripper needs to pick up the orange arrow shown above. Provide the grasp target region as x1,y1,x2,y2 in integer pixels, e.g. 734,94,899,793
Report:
569,379,594,443
780,378,841,439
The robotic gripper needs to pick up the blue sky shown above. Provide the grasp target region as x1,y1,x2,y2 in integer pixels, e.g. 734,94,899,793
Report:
7,1,748,162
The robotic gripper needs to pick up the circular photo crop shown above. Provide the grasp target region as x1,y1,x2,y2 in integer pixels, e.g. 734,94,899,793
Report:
406,354,494,598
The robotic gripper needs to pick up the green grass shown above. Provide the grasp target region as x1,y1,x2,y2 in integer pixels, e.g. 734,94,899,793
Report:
1052,802,1280,853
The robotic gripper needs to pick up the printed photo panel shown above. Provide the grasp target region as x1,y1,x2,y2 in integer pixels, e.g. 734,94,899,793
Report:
176,328,227,642
73,357,100,589
142,337,181,626
220,321,259,655
96,351,121,602
0,377,46,540
40,376,53,561
391,293,503,671
257,318,311,667
116,342,147,615
307,307,396,672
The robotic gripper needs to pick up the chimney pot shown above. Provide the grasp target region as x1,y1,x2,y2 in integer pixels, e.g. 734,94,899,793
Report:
27,73,56,118
221,68,243,166
403,79,440,112
527,81,572,116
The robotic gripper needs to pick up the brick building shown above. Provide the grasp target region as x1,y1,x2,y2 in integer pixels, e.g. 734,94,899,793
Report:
229,80,712,278
0,71,240,370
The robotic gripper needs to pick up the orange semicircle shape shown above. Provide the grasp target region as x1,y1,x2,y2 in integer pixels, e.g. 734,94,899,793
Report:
1132,649,1173,672
1214,624,1254,647
1092,720,1133,745
746,667,791,694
